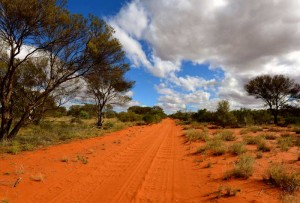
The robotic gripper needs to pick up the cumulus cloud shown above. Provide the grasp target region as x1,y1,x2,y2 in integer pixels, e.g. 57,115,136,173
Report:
110,0,300,113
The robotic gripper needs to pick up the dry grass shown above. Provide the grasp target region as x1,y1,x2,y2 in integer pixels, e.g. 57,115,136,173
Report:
224,154,255,179
265,164,300,193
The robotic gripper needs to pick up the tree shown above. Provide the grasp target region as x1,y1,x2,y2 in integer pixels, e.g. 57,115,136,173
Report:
215,100,237,127
0,0,114,140
244,75,300,125
84,19,134,127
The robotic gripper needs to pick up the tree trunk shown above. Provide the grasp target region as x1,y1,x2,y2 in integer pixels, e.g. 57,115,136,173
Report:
96,106,104,128
0,103,13,140
273,113,278,126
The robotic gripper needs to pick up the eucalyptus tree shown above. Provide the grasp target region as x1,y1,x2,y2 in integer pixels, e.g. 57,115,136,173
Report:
0,0,115,139
84,17,134,128
245,75,300,125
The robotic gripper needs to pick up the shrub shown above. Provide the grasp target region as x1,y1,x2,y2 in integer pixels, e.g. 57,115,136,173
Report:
277,137,293,151
240,129,249,135
257,140,271,152
103,121,114,130
248,126,263,133
243,135,264,145
205,138,227,156
265,164,300,193
230,143,246,155
224,155,255,179
216,130,236,141
261,133,277,140
256,151,263,159
79,110,89,119
185,129,209,142
292,127,300,134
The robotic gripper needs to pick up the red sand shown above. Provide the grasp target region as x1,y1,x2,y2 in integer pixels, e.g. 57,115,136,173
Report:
0,119,298,202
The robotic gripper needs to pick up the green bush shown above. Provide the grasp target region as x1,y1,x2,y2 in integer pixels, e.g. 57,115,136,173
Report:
243,135,264,145
216,130,236,141
79,110,90,119
185,129,209,142
261,133,277,140
117,111,142,122
205,138,227,156
265,164,300,193
230,143,246,155
277,137,293,151
257,140,271,152
224,155,255,179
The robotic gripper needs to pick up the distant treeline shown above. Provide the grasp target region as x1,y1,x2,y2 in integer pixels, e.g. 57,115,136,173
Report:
169,102,300,127
46,104,167,125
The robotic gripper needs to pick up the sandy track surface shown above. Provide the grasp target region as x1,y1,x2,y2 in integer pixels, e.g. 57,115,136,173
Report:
0,119,203,203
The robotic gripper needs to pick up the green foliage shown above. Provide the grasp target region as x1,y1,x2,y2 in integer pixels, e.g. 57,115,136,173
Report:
257,140,271,152
277,137,293,151
245,75,300,125
185,129,209,142
215,100,237,127
117,111,143,122
224,155,255,179
230,143,246,155
265,164,300,193
205,138,227,156
260,133,277,140
243,135,264,145
215,130,236,141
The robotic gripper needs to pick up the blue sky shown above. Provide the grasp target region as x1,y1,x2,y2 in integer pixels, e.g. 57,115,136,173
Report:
67,0,300,113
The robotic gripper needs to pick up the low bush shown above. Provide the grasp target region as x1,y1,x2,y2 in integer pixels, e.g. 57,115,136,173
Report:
257,140,271,152
243,135,264,145
216,130,236,141
248,126,263,133
265,164,300,193
205,138,227,156
277,137,293,151
224,155,255,179
261,133,277,140
185,129,209,142
230,143,246,155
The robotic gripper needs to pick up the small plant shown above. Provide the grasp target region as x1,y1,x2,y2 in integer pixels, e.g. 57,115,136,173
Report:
277,137,293,151
196,146,206,154
1,199,9,203
205,162,212,168
30,173,44,182
224,154,255,179
205,139,227,156
77,155,88,164
243,135,263,145
185,129,209,142
240,129,249,135
7,141,20,155
256,151,263,159
216,186,241,198
229,143,246,155
216,130,236,141
257,140,271,152
261,133,277,140
248,126,263,133
265,164,300,193
3,172,10,175
292,127,300,134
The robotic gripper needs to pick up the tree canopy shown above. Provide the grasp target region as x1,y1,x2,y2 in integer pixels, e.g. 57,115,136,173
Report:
244,74,300,125
0,0,124,139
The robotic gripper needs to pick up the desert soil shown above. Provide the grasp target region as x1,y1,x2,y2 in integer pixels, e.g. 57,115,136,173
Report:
0,119,296,202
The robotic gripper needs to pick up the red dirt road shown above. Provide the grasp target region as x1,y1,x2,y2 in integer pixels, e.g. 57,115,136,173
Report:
0,119,286,202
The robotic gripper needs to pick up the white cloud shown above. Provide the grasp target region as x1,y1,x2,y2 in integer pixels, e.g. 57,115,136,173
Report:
110,0,300,113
